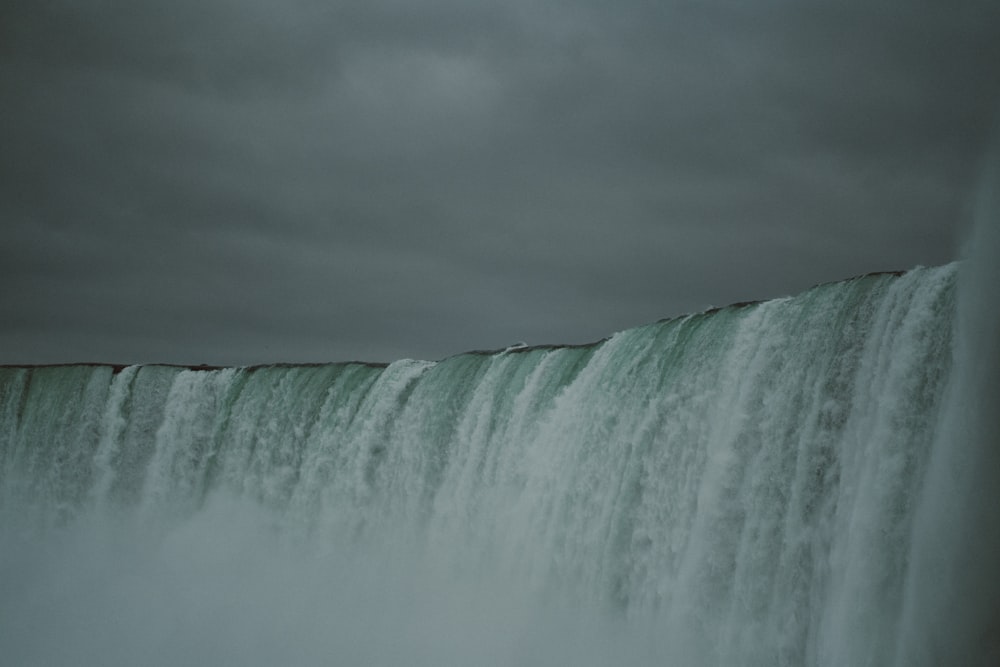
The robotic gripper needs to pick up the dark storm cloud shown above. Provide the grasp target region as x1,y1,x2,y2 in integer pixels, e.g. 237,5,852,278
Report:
2,0,998,364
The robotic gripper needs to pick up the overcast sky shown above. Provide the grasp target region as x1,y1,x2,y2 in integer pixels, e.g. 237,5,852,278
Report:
2,0,998,365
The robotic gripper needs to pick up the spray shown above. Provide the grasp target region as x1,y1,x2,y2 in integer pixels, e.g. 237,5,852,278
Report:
894,157,1000,665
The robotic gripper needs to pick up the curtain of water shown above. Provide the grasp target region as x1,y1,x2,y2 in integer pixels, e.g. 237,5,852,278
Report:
1,260,990,666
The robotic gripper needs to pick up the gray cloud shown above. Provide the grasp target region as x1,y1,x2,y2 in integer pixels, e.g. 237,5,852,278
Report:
2,0,998,364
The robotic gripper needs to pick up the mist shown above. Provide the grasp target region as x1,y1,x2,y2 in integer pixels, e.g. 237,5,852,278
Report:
1,493,657,667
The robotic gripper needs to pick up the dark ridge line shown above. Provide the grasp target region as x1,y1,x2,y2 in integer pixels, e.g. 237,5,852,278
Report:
239,361,390,370
457,338,610,359
655,299,762,325
0,362,133,374
695,299,764,319
810,269,907,291
0,361,390,374
0,269,919,371
654,268,911,325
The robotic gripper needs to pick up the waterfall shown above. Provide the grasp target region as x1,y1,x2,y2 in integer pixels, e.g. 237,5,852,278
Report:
0,256,994,665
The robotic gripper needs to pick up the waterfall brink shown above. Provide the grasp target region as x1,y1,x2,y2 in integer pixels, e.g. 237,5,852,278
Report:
0,258,993,665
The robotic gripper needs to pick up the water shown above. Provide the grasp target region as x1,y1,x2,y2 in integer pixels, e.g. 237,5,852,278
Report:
0,249,995,664
893,169,1000,667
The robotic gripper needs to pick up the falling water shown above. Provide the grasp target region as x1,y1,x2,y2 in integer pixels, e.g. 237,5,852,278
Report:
0,241,995,664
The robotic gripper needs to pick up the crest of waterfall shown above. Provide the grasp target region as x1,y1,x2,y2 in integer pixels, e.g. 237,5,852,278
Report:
0,256,994,666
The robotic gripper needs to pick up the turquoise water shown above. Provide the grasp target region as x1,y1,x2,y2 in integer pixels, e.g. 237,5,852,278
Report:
0,255,995,665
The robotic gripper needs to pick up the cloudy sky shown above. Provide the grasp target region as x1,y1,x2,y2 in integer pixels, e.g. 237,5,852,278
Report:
2,0,998,365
